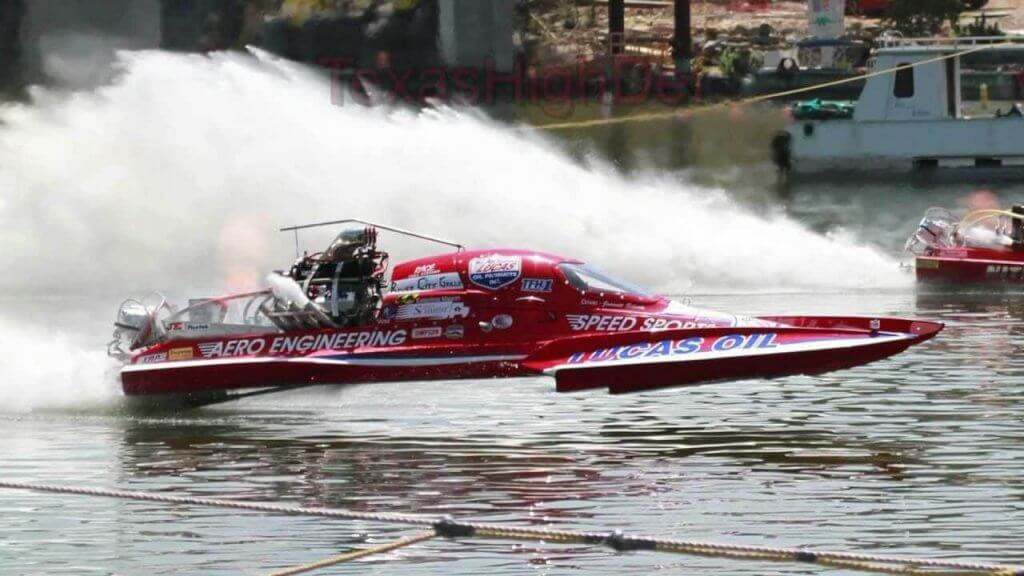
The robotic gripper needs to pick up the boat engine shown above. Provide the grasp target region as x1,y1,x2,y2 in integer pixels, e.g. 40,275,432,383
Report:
905,208,956,255
1012,205,1024,251
107,295,170,360
288,226,388,326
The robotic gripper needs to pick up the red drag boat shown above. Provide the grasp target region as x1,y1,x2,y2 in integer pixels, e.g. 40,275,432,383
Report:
906,205,1024,283
109,219,942,405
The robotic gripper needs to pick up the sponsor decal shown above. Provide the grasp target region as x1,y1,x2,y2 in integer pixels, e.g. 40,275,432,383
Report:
199,339,266,358
137,352,167,364
567,333,778,364
491,314,514,329
396,300,470,321
468,254,522,289
413,263,440,276
392,272,464,292
521,278,553,292
987,264,1024,280
444,325,465,339
567,314,638,331
396,293,419,304
580,298,599,306
570,314,737,332
167,322,210,332
411,326,444,339
640,317,735,331
168,347,194,361
196,330,408,359
917,259,939,269
641,317,689,331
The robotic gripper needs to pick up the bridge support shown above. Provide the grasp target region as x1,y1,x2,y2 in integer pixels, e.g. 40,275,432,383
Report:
439,0,515,72
674,0,691,60
608,0,624,54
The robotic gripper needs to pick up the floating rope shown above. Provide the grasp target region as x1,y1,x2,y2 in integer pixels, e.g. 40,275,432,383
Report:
1,480,1021,576
266,530,436,576
532,42,1013,131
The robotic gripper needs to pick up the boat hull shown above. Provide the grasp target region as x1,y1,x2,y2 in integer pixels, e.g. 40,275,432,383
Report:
524,317,937,393
916,252,1024,283
521,317,942,394
120,315,942,398
121,351,530,397
779,119,1024,173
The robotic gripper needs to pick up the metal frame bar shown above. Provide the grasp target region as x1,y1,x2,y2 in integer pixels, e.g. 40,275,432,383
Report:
280,218,464,257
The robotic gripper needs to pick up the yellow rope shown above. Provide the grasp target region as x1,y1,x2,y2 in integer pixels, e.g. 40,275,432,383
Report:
959,209,1024,229
464,524,1023,576
265,530,436,576
650,540,1011,576
533,42,1011,131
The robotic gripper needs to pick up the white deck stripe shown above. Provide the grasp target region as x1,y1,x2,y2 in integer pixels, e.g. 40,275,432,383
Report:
544,334,910,374
919,256,1024,266
122,354,526,373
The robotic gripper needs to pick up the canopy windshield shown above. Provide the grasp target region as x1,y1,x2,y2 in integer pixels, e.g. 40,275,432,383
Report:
558,263,650,296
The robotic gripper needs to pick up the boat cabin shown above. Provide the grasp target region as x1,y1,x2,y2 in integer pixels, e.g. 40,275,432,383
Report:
855,45,963,121
777,37,1024,171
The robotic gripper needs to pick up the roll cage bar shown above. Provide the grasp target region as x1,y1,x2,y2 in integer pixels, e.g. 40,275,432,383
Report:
280,218,464,257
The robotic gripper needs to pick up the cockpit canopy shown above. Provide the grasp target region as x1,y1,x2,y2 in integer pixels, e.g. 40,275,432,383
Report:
558,263,651,297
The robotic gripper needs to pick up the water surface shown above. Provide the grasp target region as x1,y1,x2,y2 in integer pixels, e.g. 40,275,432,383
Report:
3,290,1024,575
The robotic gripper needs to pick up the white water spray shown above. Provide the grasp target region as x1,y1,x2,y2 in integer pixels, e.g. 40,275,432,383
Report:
0,49,908,411
0,49,907,294
0,318,118,412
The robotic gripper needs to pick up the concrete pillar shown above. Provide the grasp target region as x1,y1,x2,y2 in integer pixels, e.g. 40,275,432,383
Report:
21,0,160,86
160,0,244,52
0,0,25,91
438,0,514,72
608,0,624,55
674,0,690,59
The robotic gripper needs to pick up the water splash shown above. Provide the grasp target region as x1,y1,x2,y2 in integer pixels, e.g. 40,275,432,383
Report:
0,49,907,297
0,318,119,413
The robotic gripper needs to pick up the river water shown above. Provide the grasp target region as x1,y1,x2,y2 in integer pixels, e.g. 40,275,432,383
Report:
1,50,1024,575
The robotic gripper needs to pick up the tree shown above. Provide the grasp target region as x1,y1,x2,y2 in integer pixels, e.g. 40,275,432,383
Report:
882,0,963,37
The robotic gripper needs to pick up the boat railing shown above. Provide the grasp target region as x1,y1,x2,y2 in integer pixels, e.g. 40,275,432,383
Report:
163,290,275,326
876,35,1024,50
280,217,463,258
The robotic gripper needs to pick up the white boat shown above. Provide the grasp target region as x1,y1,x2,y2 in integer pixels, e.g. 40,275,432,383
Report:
772,36,1024,173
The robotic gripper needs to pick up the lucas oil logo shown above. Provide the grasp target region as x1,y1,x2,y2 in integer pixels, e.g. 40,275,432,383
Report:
567,333,778,364
468,255,522,289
